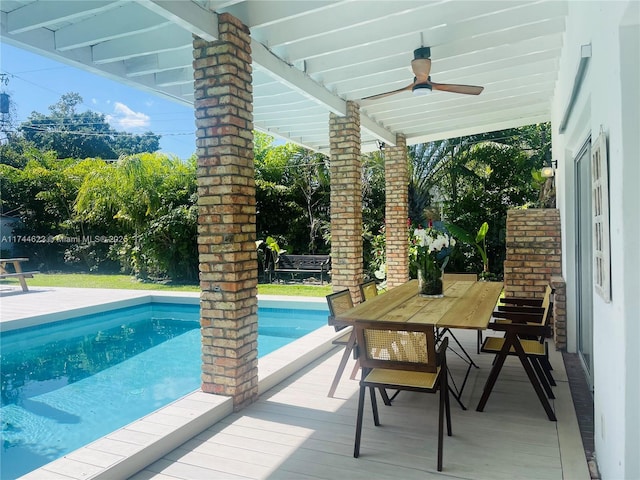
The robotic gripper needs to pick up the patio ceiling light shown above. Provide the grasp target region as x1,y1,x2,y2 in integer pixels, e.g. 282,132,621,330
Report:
412,82,432,96
541,159,558,178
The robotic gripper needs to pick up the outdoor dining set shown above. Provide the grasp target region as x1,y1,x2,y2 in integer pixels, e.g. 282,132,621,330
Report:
326,276,556,472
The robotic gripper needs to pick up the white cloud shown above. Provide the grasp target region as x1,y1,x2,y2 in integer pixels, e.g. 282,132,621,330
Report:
106,102,150,130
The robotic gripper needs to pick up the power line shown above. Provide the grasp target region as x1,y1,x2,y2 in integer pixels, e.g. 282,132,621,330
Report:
14,124,194,137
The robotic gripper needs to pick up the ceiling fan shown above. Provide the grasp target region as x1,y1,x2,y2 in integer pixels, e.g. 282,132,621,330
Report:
362,47,484,101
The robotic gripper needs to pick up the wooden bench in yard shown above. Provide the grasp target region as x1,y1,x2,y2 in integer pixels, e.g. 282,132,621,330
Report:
0,258,38,292
274,254,331,285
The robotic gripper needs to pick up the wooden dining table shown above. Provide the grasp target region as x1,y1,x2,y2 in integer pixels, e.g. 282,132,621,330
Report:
332,279,504,407
335,279,503,329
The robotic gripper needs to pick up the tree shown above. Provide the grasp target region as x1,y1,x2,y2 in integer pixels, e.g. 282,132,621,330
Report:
0,152,100,269
20,93,160,160
75,153,197,280
287,149,330,254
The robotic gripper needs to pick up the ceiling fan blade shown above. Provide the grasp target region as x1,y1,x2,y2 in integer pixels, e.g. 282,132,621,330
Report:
429,81,484,95
361,82,415,101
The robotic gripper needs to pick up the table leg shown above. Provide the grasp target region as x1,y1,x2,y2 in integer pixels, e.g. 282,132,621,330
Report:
439,328,479,368
12,261,29,292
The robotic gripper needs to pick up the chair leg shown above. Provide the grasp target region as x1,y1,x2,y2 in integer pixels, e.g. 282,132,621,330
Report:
369,386,380,426
379,388,393,406
437,380,445,472
477,330,482,354
476,350,509,412
539,356,557,386
512,343,557,421
328,330,356,397
349,358,360,380
531,357,555,399
443,374,452,436
353,384,366,458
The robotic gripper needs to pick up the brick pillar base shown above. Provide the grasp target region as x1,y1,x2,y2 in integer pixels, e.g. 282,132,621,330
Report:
550,276,567,350
385,134,409,288
330,101,363,300
193,13,258,410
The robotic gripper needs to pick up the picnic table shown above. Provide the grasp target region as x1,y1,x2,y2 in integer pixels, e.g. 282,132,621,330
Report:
0,258,38,292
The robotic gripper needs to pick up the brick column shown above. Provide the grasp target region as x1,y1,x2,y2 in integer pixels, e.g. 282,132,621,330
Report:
385,134,409,288
504,209,562,298
193,13,257,410
329,101,363,300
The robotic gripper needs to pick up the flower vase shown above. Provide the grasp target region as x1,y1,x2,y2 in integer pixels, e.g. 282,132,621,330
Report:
418,260,444,298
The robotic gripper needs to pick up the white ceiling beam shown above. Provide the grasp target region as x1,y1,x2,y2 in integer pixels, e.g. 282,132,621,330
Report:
6,0,118,34
278,1,540,62
155,68,193,87
401,103,550,136
254,111,328,124
303,2,566,72
250,39,397,146
137,0,219,42
312,19,565,84
254,109,327,122
55,3,170,51
255,1,432,48
388,93,553,129
407,114,551,146
91,24,193,63
222,1,337,31
124,48,193,76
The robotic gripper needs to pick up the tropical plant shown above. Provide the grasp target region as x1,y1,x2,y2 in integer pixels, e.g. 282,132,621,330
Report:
446,221,489,275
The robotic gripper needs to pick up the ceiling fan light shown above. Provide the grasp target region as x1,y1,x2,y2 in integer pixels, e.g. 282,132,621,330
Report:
412,83,432,96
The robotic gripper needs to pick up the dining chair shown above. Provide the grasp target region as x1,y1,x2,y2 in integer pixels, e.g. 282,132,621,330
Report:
358,279,378,302
353,320,451,472
492,284,555,386
477,287,556,421
326,290,359,397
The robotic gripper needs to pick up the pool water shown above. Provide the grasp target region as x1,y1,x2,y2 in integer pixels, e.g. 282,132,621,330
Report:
0,301,328,479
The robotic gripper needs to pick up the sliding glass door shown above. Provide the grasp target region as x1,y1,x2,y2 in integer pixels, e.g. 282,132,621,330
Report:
575,141,594,387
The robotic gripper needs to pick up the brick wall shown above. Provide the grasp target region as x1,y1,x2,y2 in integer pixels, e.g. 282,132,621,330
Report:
385,134,409,288
193,13,258,409
504,208,566,349
504,208,562,297
329,101,363,301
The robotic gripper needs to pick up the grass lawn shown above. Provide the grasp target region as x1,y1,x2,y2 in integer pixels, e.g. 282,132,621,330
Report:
0,273,332,297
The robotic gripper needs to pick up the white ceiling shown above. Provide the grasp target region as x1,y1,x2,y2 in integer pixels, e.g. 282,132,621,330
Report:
0,0,567,153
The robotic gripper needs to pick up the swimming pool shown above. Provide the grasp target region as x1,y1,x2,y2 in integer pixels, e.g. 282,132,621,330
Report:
0,299,329,479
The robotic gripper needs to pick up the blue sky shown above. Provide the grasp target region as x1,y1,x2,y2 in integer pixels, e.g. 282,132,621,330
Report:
0,43,196,159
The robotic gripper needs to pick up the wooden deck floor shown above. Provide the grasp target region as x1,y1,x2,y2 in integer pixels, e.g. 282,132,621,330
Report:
129,329,590,480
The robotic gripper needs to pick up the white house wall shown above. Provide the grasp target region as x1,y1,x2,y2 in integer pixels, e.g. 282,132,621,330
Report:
552,2,640,479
